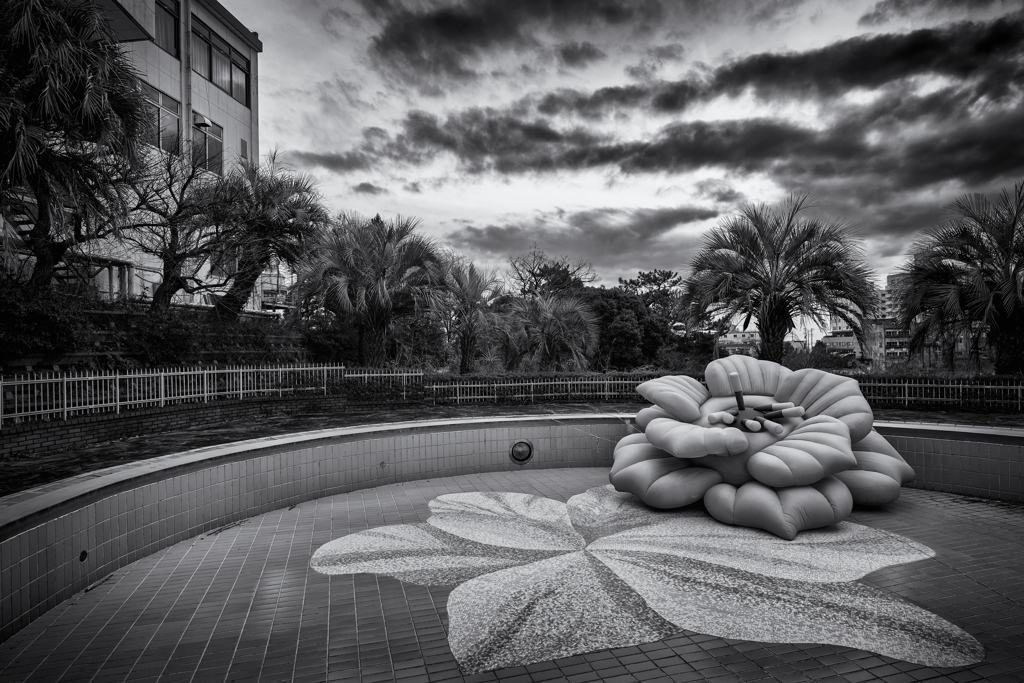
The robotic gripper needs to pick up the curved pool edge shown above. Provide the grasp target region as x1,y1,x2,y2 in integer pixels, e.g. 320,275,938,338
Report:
0,415,1021,644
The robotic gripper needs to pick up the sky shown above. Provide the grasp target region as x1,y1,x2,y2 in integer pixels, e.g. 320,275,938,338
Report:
221,0,1024,289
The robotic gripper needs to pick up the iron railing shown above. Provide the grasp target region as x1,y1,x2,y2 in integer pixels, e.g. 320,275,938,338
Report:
2,366,1022,428
0,365,422,428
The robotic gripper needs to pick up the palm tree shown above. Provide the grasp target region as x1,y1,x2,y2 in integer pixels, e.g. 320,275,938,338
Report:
207,152,328,322
899,181,1024,375
295,213,441,367
445,260,502,374
494,293,598,372
1,0,148,289
682,195,877,363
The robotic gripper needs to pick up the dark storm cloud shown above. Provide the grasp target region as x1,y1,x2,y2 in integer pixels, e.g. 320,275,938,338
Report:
289,150,370,172
858,0,1020,26
387,108,608,173
364,0,663,82
557,41,607,68
710,13,1024,101
352,182,388,194
446,204,717,273
535,14,1024,117
695,179,744,203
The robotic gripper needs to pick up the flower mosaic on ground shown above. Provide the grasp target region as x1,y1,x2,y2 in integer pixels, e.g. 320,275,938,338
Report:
310,485,984,674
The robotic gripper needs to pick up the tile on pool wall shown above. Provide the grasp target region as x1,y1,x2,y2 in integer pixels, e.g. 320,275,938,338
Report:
1,417,1021,643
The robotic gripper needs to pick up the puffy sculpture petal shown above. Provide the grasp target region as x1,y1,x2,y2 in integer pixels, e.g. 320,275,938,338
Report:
609,434,724,509
705,355,792,397
704,477,854,540
636,381,703,422
775,369,874,442
746,416,857,487
645,418,748,457
835,430,918,505
636,405,672,430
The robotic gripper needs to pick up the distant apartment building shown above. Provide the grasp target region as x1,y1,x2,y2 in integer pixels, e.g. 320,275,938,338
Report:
4,1,287,312
716,329,760,356
821,274,910,365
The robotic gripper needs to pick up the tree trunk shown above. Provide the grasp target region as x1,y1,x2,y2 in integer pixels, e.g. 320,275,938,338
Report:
757,313,789,363
206,250,267,324
25,178,70,291
458,328,476,375
363,325,387,367
149,263,186,313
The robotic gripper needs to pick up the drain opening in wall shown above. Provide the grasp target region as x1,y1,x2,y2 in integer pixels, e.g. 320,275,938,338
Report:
509,440,534,465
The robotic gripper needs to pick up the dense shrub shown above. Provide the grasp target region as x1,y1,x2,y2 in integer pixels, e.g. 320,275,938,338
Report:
0,280,88,364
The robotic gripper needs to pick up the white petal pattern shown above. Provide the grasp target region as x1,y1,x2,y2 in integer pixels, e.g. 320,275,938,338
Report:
311,523,561,585
311,487,985,674
593,550,984,668
428,491,585,551
447,551,678,674
588,511,934,582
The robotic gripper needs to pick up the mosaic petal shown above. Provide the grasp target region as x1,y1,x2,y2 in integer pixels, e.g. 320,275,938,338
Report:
566,485,678,543
447,551,679,674
427,491,585,551
588,514,934,582
593,550,985,668
310,523,561,585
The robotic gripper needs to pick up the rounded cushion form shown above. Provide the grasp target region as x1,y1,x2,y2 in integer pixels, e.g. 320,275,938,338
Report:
705,355,792,398
704,477,854,540
745,416,857,488
834,429,918,505
609,436,724,509
851,430,917,484
833,470,903,506
774,369,874,443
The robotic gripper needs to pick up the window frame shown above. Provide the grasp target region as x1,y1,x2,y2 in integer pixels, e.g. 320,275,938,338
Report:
192,114,224,176
142,83,180,155
191,16,251,107
154,0,180,58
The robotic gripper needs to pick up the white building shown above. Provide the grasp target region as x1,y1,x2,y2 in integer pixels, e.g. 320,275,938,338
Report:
3,1,281,311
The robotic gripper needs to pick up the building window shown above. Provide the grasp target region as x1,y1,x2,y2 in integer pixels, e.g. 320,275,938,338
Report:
155,0,179,58
192,115,223,175
142,83,179,154
191,17,250,107
240,138,248,161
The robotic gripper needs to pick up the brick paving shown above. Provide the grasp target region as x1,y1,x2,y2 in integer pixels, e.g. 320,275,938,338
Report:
0,468,1022,683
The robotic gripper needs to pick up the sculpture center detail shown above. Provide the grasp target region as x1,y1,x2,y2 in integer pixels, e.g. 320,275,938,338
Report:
609,356,917,540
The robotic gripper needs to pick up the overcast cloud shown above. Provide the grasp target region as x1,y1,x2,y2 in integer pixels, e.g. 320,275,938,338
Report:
223,0,1024,286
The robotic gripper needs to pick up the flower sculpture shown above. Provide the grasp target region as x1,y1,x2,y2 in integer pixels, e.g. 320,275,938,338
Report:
611,355,916,539
311,486,982,674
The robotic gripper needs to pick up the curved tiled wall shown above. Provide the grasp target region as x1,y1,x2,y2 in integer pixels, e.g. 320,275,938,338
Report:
0,416,1021,643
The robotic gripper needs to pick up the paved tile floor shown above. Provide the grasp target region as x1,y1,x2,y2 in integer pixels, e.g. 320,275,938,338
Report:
1,468,1022,683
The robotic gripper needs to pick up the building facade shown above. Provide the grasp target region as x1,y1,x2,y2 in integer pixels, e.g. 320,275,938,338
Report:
87,0,266,307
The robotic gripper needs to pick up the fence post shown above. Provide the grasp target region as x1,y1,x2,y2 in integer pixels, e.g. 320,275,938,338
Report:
204,368,208,403
904,379,908,407
62,373,67,421
279,367,283,398
0,375,4,429
323,366,327,396
115,371,120,414
160,371,165,407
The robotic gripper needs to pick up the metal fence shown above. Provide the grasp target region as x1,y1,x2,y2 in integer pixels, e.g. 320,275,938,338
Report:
856,377,1024,410
425,374,661,404
0,365,422,428
2,366,1023,428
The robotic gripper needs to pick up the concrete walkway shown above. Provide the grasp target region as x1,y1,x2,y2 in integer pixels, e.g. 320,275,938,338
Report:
0,468,1021,683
